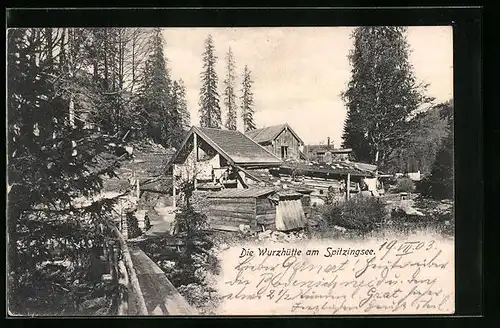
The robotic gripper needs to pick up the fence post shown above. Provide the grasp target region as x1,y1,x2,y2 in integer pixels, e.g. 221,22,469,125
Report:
117,259,129,315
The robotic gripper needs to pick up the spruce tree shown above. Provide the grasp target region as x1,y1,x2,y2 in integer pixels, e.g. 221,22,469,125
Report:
199,35,221,128
342,27,433,167
428,100,454,199
7,28,122,315
173,79,191,131
136,28,181,147
241,65,256,132
223,47,237,130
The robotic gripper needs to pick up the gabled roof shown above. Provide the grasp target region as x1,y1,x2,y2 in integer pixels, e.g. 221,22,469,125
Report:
246,123,304,145
168,126,283,169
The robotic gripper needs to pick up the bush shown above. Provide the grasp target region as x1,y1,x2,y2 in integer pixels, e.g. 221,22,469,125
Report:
126,212,142,239
427,136,454,200
321,197,387,233
395,177,416,193
415,176,432,197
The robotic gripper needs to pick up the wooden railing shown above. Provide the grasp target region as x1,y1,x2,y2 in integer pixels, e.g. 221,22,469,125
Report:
104,221,196,315
104,223,148,315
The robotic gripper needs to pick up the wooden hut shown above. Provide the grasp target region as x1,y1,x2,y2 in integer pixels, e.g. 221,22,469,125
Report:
206,188,276,232
246,123,304,160
206,187,307,232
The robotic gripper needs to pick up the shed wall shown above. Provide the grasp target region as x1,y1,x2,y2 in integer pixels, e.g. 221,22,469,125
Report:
273,129,301,160
207,197,258,231
256,198,277,228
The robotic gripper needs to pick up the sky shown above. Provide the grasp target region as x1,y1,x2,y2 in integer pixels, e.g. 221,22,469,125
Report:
162,26,453,146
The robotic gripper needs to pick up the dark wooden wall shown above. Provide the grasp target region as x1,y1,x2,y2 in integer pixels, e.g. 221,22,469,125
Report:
272,129,301,160
256,198,277,229
207,197,258,231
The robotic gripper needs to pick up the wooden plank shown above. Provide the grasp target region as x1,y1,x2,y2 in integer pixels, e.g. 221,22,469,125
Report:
211,200,256,208
215,217,255,224
128,246,196,315
256,208,276,216
211,217,256,226
208,210,256,220
210,224,240,232
346,173,351,200
212,223,261,232
207,198,256,204
256,213,275,224
207,203,255,210
256,199,275,213
208,204,255,213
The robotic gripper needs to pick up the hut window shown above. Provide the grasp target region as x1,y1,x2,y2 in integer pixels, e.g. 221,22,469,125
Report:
319,190,324,195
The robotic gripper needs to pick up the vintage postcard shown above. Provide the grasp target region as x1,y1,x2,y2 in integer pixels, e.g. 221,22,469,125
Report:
7,26,455,316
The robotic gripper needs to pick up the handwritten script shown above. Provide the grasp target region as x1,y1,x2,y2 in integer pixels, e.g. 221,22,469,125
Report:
215,237,454,315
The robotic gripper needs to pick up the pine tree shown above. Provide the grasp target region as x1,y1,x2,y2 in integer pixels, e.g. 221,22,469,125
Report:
223,47,237,130
136,28,182,147
174,79,191,131
241,65,256,132
7,28,122,315
342,27,433,167
427,100,454,199
199,35,221,128
171,79,191,144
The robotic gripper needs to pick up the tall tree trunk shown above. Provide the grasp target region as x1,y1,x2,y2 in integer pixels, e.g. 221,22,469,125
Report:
104,29,109,91
45,28,53,69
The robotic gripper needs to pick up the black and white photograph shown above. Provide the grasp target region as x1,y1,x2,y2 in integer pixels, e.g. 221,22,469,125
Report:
7,24,456,316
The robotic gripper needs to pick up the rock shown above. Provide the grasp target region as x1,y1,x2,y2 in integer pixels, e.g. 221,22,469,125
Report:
124,146,133,155
333,225,347,233
239,224,251,234
404,207,425,217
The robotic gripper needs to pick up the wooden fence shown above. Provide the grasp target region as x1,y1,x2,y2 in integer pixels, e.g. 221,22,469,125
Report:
104,223,148,315
103,221,196,315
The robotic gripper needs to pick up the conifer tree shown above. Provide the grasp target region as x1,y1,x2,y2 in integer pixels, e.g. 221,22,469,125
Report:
342,27,433,167
241,65,256,132
199,35,221,128
223,47,237,130
7,28,122,315
136,28,182,147
173,79,191,131
427,100,454,199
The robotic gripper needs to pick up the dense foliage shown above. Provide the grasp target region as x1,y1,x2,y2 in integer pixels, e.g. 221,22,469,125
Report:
342,27,433,168
241,65,256,132
223,47,238,130
321,197,387,234
418,101,454,199
7,28,125,315
135,28,188,148
394,177,416,193
199,35,222,129
7,27,191,315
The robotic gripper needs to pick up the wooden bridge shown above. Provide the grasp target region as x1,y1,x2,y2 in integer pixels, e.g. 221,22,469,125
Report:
104,223,196,316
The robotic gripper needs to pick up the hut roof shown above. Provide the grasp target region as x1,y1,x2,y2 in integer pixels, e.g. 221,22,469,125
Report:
168,126,283,168
246,123,304,145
